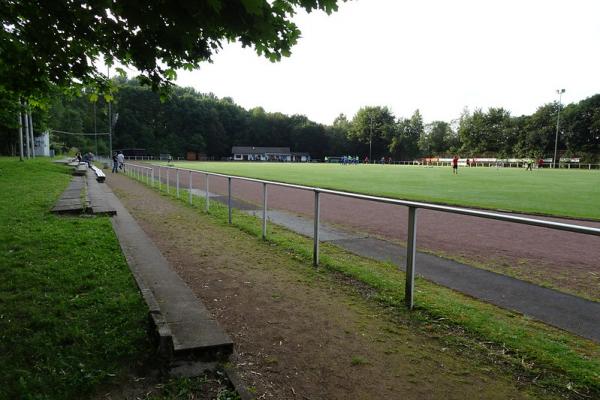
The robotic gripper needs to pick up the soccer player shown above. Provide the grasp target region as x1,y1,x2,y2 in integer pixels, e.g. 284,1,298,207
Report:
452,155,459,174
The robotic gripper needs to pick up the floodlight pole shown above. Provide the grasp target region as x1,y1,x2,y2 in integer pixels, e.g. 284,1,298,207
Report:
553,89,565,168
108,66,113,158
18,110,23,161
29,112,35,158
24,103,30,159
369,115,373,162
93,101,98,156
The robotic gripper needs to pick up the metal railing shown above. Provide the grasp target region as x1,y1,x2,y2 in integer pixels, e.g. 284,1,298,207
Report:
122,162,600,309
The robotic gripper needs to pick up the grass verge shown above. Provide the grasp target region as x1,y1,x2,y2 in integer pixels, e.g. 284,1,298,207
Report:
127,169,600,399
0,158,150,399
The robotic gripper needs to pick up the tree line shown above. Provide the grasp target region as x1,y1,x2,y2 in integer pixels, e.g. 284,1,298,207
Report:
1,79,599,162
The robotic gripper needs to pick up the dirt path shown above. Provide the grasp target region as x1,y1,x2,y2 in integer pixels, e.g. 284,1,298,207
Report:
107,172,550,399
144,165,600,300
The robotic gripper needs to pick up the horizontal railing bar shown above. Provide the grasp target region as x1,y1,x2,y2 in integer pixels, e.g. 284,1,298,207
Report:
136,163,600,237
123,162,153,171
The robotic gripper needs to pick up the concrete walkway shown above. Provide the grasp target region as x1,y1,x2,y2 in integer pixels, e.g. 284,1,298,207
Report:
52,166,116,215
102,182,233,360
224,197,600,342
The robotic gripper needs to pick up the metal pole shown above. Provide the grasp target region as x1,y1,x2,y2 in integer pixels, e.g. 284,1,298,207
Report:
262,183,268,239
108,67,113,158
24,106,30,159
228,177,232,224
313,190,320,266
369,116,373,162
205,174,209,212
29,112,35,158
405,206,418,309
166,168,170,194
553,89,565,168
176,169,180,198
151,168,155,187
189,171,193,204
18,111,23,161
158,167,161,191
93,102,98,156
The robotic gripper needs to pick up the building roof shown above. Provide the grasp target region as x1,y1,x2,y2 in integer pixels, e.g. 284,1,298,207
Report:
232,146,291,155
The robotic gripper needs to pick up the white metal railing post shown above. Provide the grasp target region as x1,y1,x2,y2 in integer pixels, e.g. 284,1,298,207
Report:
166,168,170,194
228,177,232,224
158,166,161,191
151,168,154,187
205,174,209,212
189,170,193,205
405,206,418,309
176,169,180,198
313,190,320,266
262,183,268,239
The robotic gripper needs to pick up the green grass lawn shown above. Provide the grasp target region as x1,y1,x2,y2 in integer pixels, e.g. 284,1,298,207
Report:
0,158,149,399
165,162,600,220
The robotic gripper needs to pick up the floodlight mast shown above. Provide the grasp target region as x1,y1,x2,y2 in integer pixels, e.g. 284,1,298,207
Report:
369,116,373,162
108,66,112,158
553,88,565,168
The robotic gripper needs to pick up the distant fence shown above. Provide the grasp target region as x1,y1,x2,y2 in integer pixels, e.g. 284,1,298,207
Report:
123,156,600,169
363,160,600,169
122,162,600,310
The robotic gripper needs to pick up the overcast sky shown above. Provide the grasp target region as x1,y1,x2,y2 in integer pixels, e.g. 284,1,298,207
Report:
174,0,600,125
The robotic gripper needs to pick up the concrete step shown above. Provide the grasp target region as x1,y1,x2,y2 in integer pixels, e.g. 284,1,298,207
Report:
106,185,233,361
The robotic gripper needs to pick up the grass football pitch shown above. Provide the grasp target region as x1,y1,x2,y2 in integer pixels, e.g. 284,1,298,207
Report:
167,162,600,220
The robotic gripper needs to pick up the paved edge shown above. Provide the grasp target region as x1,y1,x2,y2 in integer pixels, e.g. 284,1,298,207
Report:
331,236,600,342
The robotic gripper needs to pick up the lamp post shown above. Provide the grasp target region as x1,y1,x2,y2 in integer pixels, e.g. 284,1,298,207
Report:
369,115,373,162
553,88,565,168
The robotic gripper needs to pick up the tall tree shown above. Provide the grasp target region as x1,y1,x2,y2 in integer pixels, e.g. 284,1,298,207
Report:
1,0,345,98
389,110,423,160
419,120,453,156
349,106,396,159
562,94,600,161
458,108,511,156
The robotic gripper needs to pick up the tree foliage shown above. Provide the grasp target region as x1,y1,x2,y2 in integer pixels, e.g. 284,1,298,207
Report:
2,78,600,162
1,0,344,98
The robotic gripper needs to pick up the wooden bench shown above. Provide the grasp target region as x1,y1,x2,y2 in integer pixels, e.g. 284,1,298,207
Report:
91,165,106,183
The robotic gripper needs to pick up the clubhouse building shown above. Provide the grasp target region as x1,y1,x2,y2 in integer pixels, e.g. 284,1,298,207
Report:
232,146,310,162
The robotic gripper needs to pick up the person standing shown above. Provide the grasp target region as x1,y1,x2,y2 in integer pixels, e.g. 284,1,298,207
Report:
452,155,459,174
112,152,119,173
526,159,533,171
117,151,125,170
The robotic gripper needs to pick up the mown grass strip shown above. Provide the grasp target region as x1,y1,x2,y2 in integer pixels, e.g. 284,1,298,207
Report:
166,161,600,220
0,158,150,400
129,169,600,398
